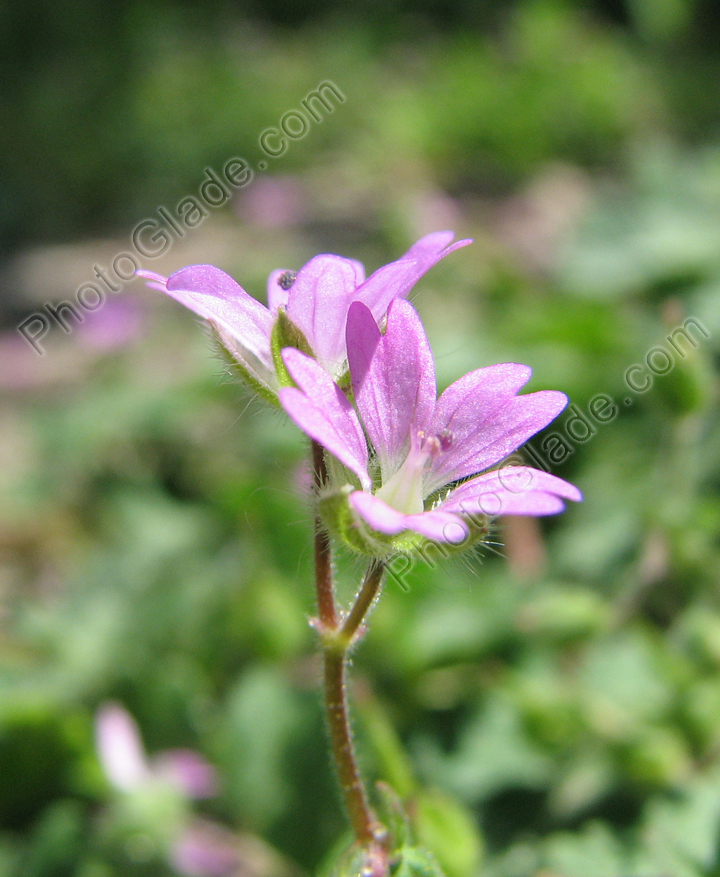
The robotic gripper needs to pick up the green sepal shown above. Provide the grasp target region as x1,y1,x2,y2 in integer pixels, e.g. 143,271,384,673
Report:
208,322,279,406
424,513,492,557
318,485,404,558
336,367,353,393
330,846,367,877
270,306,315,388
327,838,446,877
389,846,447,877
376,782,412,850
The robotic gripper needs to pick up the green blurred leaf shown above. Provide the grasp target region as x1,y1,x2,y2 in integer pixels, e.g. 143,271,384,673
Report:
18,800,84,877
418,697,552,803
412,789,483,877
391,845,447,877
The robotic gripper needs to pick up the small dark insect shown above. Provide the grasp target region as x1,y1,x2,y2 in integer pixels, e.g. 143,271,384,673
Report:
278,271,297,291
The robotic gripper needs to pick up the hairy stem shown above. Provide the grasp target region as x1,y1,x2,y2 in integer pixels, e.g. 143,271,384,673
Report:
342,560,386,642
311,440,386,849
324,648,381,845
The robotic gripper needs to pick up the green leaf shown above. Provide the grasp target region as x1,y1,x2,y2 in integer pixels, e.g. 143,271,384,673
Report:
638,764,720,872
219,666,307,827
412,789,483,877
540,822,628,877
419,697,552,803
391,845,447,877
19,800,85,877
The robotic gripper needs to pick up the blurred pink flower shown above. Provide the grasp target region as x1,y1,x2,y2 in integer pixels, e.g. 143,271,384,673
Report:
95,702,150,792
77,298,143,351
170,820,241,877
95,704,241,876
234,175,307,228
95,702,218,799
410,190,463,239
154,749,219,799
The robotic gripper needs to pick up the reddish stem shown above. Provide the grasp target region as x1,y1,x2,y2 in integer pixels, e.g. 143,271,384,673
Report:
311,440,386,851
324,648,380,845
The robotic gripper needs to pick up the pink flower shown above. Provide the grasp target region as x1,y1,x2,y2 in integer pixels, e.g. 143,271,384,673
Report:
170,820,241,877
233,174,308,228
278,299,581,548
77,299,144,351
95,703,218,799
95,702,150,792
95,705,240,875
136,232,470,396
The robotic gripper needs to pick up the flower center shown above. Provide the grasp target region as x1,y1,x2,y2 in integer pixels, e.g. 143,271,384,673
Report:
375,430,453,515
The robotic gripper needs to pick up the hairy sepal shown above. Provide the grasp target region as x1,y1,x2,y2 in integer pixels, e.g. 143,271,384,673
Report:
270,306,314,388
207,322,279,406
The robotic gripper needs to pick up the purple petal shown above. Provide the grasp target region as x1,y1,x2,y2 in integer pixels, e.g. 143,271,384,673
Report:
279,349,370,489
78,299,143,350
349,491,408,534
170,820,239,877
285,255,365,372
425,364,568,491
347,300,435,478
403,509,469,543
350,491,468,543
354,231,472,323
95,703,149,792
152,749,219,799
267,269,291,311
136,269,168,292
440,466,582,517
136,272,169,294
164,265,274,368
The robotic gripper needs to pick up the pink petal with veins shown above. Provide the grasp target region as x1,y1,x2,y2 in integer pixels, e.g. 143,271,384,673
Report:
355,231,472,322
347,300,435,479
285,255,365,372
280,349,370,489
441,466,582,517
165,265,274,368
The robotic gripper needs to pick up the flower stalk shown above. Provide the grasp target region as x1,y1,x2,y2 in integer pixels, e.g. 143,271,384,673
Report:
312,440,386,851
136,231,581,871
341,560,386,645
323,646,379,846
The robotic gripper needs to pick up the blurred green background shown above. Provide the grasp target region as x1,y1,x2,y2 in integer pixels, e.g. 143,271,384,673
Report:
1,0,720,875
